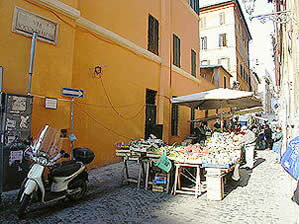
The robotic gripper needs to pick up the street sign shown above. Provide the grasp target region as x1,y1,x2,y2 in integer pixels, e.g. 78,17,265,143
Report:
62,88,84,98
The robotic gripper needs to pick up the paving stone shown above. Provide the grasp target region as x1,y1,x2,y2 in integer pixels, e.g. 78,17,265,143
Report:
0,151,298,223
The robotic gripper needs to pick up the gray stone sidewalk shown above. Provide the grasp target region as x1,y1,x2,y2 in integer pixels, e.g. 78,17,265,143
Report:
0,150,298,224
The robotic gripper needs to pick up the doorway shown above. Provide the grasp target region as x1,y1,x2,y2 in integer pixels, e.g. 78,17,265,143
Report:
145,89,157,139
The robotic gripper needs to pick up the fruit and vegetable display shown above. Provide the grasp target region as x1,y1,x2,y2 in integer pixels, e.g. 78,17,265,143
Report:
115,134,167,153
115,132,244,167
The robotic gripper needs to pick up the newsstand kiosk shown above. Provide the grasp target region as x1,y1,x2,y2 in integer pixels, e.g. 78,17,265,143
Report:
0,93,33,204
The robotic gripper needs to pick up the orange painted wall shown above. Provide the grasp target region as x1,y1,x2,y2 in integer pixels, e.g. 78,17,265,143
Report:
171,0,200,75
72,28,161,166
0,0,76,142
1,0,231,168
78,0,161,50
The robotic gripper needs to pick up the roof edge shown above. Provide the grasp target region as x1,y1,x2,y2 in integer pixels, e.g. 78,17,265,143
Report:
200,64,233,77
200,0,252,40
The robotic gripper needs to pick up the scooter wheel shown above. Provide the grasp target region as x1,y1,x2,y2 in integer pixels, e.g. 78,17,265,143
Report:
17,194,31,218
67,179,87,201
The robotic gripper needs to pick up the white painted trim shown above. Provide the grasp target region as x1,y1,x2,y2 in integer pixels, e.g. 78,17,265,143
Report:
172,65,201,84
180,0,199,20
30,0,80,19
76,17,162,64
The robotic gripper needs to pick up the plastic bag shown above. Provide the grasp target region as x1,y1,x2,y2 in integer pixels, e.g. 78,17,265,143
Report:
155,151,172,173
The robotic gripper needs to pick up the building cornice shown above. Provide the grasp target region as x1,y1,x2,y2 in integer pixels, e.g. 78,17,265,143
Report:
172,65,201,84
30,0,80,19
76,17,162,64
200,0,252,40
28,0,162,64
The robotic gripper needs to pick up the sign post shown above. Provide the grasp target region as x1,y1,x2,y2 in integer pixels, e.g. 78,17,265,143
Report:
62,88,85,149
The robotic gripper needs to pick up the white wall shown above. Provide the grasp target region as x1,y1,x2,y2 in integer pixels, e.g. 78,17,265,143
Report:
200,7,237,84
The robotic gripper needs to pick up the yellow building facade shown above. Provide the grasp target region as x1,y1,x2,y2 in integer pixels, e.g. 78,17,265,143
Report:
1,0,221,167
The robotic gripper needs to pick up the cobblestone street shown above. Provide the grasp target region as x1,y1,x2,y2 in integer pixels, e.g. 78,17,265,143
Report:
1,150,298,224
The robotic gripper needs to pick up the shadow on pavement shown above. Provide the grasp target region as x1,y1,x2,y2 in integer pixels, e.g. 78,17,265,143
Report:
224,158,266,197
253,158,266,169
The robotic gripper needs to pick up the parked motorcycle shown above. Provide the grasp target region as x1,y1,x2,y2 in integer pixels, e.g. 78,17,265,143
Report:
17,125,95,217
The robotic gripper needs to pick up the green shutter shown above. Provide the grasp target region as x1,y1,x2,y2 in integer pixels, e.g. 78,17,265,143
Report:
148,15,159,55
191,50,196,77
177,36,181,67
173,34,180,67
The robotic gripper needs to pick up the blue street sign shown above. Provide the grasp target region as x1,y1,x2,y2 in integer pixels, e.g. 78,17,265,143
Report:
62,88,84,98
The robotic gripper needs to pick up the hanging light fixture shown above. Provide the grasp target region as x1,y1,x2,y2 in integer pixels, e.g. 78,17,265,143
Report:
241,0,295,24
242,0,256,15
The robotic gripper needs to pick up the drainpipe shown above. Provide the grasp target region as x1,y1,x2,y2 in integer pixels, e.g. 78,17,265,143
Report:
27,32,37,95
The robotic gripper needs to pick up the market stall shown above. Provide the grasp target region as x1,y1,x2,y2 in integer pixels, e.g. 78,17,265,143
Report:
115,88,262,200
115,131,244,200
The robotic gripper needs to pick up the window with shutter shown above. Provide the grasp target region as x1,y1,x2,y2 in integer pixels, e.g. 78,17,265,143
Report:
191,49,196,77
200,17,206,28
219,57,230,70
148,15,159,55
224,76,227,88
219,34,227,47
201,36,207,50
173,34,181,67
190,0,199,14
219,12,225,25
201,60,209,65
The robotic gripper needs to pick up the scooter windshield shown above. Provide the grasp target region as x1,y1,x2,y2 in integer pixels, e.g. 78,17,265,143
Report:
33,125,62,159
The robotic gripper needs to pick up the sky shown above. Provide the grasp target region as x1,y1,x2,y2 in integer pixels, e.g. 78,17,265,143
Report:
240,0,275,79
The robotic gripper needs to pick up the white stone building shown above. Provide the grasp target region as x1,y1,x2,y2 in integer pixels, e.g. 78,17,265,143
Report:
199,0,252,91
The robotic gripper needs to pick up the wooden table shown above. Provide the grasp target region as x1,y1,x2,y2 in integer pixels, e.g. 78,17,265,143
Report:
116,150,146,188
172,163,203,198
116,149,240,200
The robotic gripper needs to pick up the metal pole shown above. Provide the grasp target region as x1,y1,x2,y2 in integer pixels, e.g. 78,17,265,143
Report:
71,98,74,134
27,32,37,95
71,98,74,149
221,104,224,132
0,66,3,92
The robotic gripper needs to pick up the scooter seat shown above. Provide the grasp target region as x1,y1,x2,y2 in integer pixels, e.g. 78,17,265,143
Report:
51,160,82,177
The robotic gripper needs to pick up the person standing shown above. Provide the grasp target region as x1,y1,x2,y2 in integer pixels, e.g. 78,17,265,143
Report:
241,126,256,169
193,122,201,144
272,127,283,163
198,121,207,143
213,119,221,132
264,124,273,150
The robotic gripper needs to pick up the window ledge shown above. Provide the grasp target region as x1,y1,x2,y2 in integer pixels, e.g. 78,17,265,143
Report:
180,0,199,20
172,65,200,84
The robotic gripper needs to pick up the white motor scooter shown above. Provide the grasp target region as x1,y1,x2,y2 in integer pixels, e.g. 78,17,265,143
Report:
17,125,95,217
